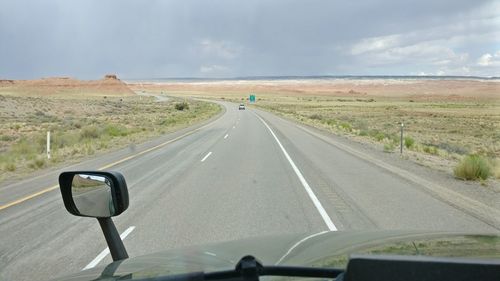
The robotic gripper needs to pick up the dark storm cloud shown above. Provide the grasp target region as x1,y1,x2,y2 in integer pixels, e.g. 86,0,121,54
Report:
0,0,498,79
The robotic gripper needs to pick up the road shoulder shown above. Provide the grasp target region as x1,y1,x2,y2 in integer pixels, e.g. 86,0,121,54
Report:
253,107,500,230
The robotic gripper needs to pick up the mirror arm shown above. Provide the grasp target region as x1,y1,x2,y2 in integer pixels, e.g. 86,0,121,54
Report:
97,217,129,261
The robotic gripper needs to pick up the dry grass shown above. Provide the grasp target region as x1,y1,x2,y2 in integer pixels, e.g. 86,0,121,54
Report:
256,97,500,180
257,97,498,154
454,154,491,180
0,94,220,183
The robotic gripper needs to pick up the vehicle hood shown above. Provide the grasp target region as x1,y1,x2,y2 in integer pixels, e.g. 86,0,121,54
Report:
51,230,500,281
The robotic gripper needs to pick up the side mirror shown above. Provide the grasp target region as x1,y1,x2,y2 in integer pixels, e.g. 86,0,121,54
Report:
59,171,129,218
59,171,130,262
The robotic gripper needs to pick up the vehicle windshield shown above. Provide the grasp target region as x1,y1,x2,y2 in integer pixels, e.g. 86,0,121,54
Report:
0,1,499,281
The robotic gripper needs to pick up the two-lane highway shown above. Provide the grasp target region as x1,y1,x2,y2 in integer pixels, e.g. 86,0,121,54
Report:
0,101,498,281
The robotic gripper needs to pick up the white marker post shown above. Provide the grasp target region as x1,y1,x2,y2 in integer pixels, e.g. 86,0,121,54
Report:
47,131,51,159
400,122,404,154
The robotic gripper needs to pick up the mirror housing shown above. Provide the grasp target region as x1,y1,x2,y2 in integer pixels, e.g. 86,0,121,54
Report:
59,171,130,262
59,171,129,218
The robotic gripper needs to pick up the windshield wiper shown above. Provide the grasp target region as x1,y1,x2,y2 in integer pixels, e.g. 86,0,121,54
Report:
205,255,343,280
134,255,343,281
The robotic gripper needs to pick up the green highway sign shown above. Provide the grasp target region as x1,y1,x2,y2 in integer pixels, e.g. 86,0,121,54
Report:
249,94,256,103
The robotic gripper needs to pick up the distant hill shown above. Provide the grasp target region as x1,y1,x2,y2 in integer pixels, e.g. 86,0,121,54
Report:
0,75,134,97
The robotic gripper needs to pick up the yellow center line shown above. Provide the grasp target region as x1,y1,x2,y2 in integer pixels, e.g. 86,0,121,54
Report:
0,116,219,211
0,185,59,211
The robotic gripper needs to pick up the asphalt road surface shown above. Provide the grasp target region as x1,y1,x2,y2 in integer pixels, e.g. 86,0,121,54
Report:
1,101,498,281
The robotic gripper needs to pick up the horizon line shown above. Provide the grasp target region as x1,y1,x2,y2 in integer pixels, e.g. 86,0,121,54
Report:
124,74,500,81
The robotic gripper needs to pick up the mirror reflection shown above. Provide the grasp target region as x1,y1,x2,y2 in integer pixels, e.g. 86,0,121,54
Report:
71,174,115,217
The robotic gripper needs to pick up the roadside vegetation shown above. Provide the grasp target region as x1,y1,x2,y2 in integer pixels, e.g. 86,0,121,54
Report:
253,97,499,181
453,155,492,181
0,94,220,183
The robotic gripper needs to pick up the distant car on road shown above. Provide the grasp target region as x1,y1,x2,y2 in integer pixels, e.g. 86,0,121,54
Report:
239,103,245,110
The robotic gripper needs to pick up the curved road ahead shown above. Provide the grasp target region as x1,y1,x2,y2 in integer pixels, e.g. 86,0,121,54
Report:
0,101,498,281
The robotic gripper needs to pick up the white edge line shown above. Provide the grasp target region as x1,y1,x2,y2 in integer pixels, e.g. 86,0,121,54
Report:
224,134,229,139
82,226,136,270
255,114,337,232
275,231,329,265
201,151,213,162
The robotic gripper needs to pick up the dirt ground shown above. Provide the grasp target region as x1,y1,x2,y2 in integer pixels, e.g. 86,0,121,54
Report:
0,74,134,97
129,78,499,100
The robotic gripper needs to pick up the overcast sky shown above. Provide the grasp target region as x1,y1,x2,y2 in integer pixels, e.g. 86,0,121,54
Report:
1,0,499,79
